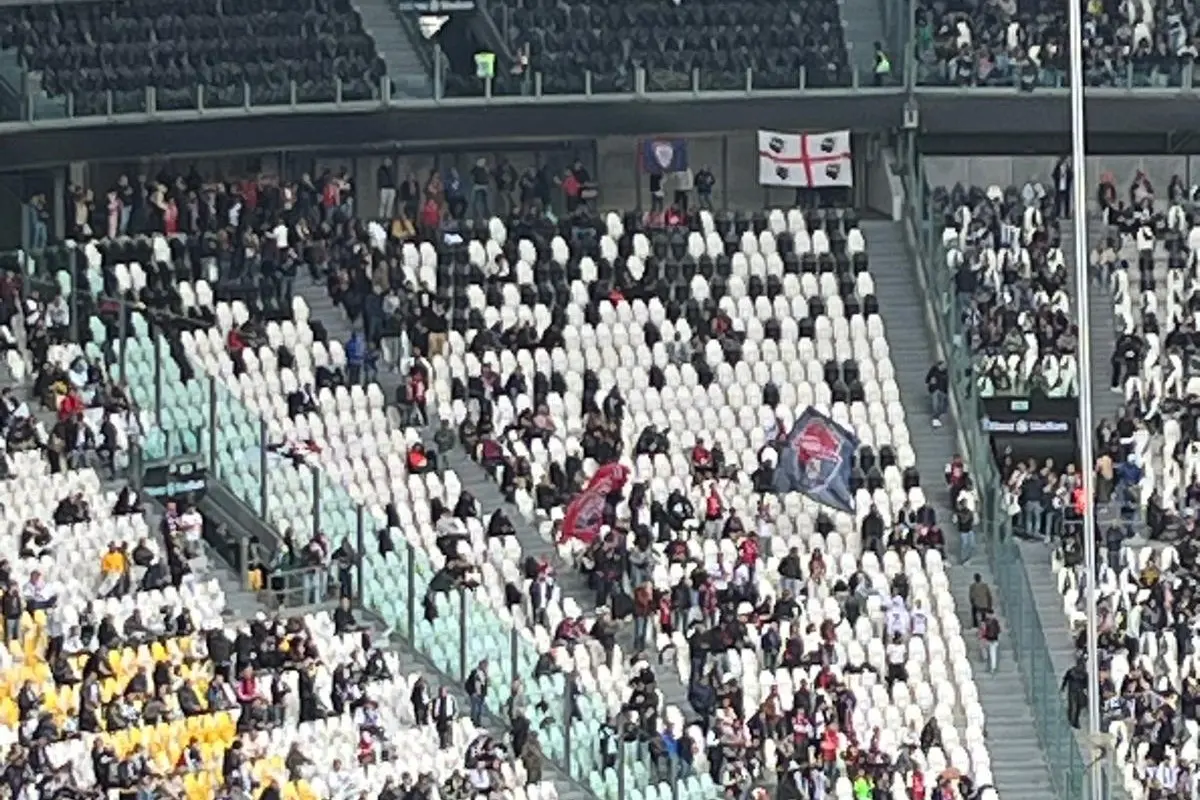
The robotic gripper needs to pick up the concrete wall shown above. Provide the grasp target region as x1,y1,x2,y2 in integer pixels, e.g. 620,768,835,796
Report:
321,132,875,214
86,131,879,215
337,133,802,213
924,155,1200,206
594,133,784,211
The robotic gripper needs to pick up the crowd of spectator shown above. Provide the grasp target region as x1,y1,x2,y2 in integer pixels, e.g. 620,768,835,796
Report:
915,0,1199,88
934,171,1080,398
395,198,999,800
0,133,1030,800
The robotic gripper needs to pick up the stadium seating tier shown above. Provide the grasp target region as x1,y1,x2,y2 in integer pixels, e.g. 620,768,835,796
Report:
0,0,386,114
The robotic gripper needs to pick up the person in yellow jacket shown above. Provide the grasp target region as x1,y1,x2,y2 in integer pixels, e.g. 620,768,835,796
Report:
99,542,129,596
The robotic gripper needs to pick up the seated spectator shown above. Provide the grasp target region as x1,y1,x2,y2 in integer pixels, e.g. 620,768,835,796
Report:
113,487,144,516
408,443,433,474
22,569,57,610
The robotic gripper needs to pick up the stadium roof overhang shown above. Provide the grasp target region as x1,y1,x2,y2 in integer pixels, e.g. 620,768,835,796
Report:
0,87,1198,167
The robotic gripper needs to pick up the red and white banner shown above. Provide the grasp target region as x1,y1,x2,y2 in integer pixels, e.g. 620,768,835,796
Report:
757,130,853,188
558,463,629,547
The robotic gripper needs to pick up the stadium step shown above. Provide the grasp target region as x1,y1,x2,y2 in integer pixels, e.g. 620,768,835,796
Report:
866,220,1058,800
1075,216,1124,430
295,276,405,406
837,0,887,79
350,0,435,99
435,439,694,732
1014,219,1131,800
371,619,593,800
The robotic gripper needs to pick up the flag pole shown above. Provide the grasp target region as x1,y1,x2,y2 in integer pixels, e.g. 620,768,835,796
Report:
1067,0,1105,798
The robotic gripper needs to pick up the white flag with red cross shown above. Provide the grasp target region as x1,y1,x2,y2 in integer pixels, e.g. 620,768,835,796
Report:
757,130,853,188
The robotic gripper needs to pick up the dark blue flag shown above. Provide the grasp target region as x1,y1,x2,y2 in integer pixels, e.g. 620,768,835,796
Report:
773,407,859,513
640,138,689,175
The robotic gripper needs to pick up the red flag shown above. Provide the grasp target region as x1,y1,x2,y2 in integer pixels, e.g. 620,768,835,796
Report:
559,464,629,546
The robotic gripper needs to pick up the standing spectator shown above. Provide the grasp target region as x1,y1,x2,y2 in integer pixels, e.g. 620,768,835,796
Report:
967,574,993,629
632,582,655,652
303,534,330,605
1020,464,1048,541
433,687,457,748
2,582,22,641
377,159,396,219
465,660,488,726
445,168,466,219
979,612,1001,674
925,361,948,428
470,159,492,219
1111,328,1145,392
1053,156,1073,219
873,42,892,85
649,173,665,212
1061,659,1088,729
345,331,365,387
672,167,693,213
953,498,976,565
332,538,358,599
695,166,715,210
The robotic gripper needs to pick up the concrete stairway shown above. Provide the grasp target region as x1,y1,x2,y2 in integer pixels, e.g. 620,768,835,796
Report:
298,283,595,800
373,616,593,800
434,440,693,718
838,0,886,80
295,276,405,403
865,220,1058,800
1013,216,1130,800
351,0,434,98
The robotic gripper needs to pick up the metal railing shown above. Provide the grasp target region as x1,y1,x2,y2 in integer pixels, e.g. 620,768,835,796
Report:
900,156,1090,800
914,57,1194,91
0,64,886,124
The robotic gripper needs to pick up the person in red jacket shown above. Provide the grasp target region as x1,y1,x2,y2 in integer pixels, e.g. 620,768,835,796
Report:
691,438,713,481
738,534,759,576
58,391,83,421
910,768,925,800
703,483,723,539
407,444,430,474
819,723,841,780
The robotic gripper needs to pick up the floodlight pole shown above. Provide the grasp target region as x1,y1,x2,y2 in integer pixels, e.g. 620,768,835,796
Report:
1067,1,1105,799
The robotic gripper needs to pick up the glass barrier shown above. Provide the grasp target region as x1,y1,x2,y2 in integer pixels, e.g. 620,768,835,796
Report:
902,163,1090,800
0,240,691,800
914,50,1193,90
4,63,897,123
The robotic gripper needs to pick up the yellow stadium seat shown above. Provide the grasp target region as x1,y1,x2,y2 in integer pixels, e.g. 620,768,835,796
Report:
296,780,317,800
110,729,131,756
30,661,51,684
281,782,300,800
183,772,206,800
152,751,173,775
0,698,17,727
198,741,218,767
42,685,59,713
101,678,119,704
150,641,168,662
31,610,46,629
